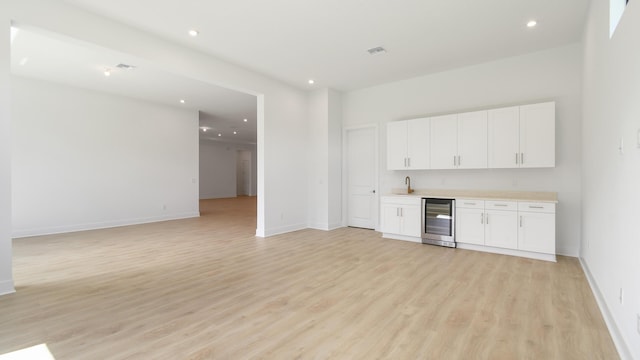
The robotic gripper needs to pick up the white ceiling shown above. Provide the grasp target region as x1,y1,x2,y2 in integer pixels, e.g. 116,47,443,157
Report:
10,27,258,144
63,0,590,91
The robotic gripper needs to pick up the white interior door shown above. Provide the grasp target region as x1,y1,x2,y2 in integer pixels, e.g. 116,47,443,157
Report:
347,126,377,229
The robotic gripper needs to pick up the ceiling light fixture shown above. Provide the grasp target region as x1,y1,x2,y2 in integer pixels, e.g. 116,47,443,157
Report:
527,20,537,28
188,29,199,37
243,118,248,122
180,99,185,104
218,133,222,137
308,79,315,85
104,69,111,77
233,131,237,135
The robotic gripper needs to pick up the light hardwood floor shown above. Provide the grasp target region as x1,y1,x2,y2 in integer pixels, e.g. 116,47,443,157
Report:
1,197,618,359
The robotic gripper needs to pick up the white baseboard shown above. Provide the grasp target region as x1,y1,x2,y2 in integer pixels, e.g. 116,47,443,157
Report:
263,223,307,237
580,258,631,360
12,212,201,238
456,243,556,262
0,279,15,296
556,247,579,257
381,233,422,243
307,222,345,231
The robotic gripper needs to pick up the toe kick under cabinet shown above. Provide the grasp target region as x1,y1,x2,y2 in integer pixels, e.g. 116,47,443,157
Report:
456,199,556,262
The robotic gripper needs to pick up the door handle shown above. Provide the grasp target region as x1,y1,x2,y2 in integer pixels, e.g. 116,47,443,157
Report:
521,153,524,164
453,155,456,166
480,213,483,224
486,214,489,224
515,153,519,165
520,215,523,227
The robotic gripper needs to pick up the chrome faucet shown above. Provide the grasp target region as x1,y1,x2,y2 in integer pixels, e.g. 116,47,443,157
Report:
405,176,414,193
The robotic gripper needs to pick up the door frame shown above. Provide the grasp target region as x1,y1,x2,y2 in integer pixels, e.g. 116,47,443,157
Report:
342,123,379,230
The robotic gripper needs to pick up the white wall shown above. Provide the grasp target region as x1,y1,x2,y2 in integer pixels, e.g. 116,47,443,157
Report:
582,1,640,358
0,6,14,295
11,76,199,237
342,44,583,256
2,0,310,242
307,88,342,230
199,141,256,199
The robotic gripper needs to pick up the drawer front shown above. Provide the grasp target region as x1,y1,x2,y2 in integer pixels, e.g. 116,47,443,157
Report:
485,200,517,211
456,199,485,209
518,202,556,213
380,196,422,206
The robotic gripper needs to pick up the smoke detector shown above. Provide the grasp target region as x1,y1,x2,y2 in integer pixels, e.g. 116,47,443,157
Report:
367,46,387,55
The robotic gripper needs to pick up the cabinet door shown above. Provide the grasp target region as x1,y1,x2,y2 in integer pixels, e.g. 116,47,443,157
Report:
387,121,408,170
400,205,422,237
406,118,430,169
430,114,458,169
518,212,555,254
488,107,519,169
457,111,488,169
456,207,485,245
484,210,518,249
519,102,555,168
380,204,401,234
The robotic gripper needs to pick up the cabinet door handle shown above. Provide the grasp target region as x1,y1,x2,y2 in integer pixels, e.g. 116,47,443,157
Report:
520,215,523,227
458,155,461,167
529,205,544,209
464,202,476,205
400,208,403,217
480,213,484,224
521,153,524,164
408,158,411,167
515,153,519,165
486,214,489,224
453,155,456,166
494,204,508,207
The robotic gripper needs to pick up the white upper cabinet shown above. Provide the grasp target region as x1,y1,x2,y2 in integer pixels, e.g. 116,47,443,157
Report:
457,110,488,169
389,101,554,171
519,102,555,168
387,121,409,170
430,114,458,169
431,111,487,169
406,118,430,169
488,106,520,168
488,102,555,169
387,118,430,170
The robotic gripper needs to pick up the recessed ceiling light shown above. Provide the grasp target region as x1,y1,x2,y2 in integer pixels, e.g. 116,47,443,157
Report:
243,118,248,122
218,133,222,137
233,131,237,135
308,79,315,85
527,20,537,28
180,99,185,104
202,128,207,132
188,29,199,37
104,69,111,77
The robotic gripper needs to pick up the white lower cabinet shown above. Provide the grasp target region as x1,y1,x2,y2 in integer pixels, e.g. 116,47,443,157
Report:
484,209,518,249
380,196,421,238
517,202,556,254
456,198,556,261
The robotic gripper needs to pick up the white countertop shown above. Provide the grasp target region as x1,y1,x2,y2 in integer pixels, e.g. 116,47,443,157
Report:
387,188,558,203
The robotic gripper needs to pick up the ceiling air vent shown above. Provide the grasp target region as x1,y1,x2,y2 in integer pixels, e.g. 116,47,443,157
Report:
367,46,387,55
116,63,137,70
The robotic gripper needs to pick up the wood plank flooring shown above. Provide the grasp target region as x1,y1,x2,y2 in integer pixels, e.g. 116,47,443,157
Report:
0,197,618,359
